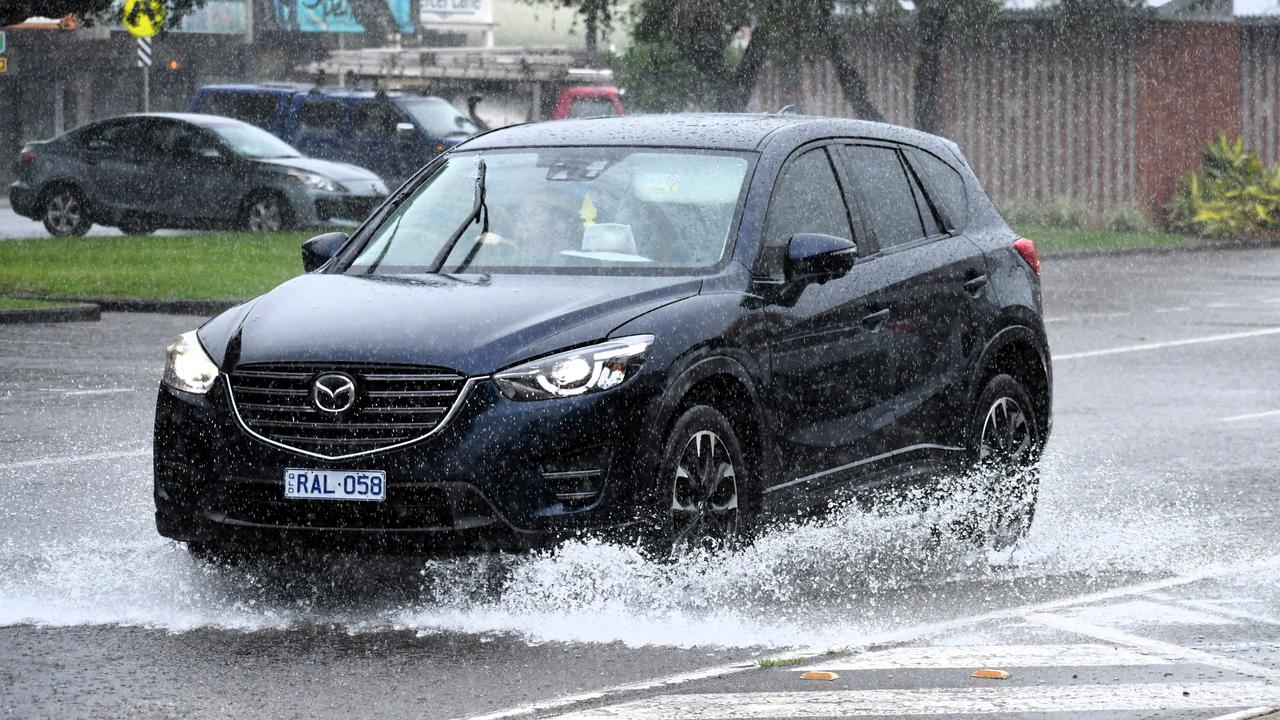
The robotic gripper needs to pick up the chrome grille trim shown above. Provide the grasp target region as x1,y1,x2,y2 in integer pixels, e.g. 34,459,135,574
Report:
224,368,486,461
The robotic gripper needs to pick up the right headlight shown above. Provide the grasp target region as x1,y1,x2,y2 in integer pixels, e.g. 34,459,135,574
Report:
493,335,654,401
162,330,219,395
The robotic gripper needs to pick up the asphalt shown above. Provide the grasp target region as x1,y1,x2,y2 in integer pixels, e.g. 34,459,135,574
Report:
2,246,1279,719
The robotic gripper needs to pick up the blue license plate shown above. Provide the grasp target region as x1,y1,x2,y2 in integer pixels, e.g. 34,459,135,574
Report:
284,468,386,502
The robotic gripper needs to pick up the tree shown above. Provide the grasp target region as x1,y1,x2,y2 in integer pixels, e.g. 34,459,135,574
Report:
1,0,205,28
527,0,621,65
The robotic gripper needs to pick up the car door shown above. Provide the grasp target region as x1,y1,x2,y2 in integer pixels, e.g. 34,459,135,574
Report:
758,145,900,503
836,143,989,457
151,120,244,226
288,95,352,165
76,118,151,216
351,100,416,183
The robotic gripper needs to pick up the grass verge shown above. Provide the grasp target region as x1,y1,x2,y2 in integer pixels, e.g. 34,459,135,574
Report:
0,231,310,301
1019,226,1200,254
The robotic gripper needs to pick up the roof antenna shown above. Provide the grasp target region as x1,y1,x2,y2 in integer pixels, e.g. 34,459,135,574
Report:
776,103,799,115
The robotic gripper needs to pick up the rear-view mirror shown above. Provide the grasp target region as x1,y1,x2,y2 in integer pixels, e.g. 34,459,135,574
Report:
785,233,858,283
301,232,349,272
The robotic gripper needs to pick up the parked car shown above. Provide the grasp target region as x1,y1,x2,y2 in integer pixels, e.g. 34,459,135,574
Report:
550,86,624,120
189,84,480,187
9,113,389,236
153,113,1051,559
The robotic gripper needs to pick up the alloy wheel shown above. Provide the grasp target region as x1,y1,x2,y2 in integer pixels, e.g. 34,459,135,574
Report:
978,396,1033,468
45,190,84,236
670,429,740,555
247,197,283,232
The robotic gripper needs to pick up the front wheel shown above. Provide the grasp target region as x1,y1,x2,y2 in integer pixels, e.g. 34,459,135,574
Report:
42,186,91,237
242,192,290,233
648,405,750,558
965,374,1043,549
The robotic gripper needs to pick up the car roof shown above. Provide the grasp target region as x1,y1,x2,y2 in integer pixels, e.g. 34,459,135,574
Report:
123,112,261,128
196,83,430,102
460,113,956,155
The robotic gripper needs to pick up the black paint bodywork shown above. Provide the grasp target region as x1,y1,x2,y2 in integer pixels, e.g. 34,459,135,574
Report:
153,114,1052,551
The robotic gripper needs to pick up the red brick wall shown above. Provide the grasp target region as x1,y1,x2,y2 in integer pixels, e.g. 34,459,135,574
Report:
1137,21,1243,219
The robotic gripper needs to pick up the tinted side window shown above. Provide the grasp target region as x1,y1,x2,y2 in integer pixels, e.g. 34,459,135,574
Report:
78,121,136,151
353,102,402,137
909,148,969,230
298,99,347,135
841,145,926,249
764,148,852,248
195,93,281,130
569,98,619,118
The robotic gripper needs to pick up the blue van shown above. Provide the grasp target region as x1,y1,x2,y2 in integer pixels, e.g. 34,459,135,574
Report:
189,84,480,186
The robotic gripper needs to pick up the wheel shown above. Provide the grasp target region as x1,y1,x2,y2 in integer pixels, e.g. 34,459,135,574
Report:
118,217,156,235
964,374,1044,549
242,192,289,233
42,186,91,237
648,405,750,558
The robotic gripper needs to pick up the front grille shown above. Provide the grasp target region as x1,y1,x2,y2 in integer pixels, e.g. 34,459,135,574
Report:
227,363,469,457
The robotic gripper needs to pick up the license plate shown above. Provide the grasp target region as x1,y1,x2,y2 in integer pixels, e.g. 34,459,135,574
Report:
284,468,386,502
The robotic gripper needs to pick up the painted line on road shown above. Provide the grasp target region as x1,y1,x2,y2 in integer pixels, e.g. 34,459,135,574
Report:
547,683,1280,720
1175,600,1280,628
1026,612,1280,682
0,447,149,471
462,556,1280,720
1055,327,1280,361
1203,707,1279,720
1222,409,1280,423
794,643,1173,672
42,387,136,397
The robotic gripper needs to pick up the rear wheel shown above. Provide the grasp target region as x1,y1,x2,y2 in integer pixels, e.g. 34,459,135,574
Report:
965,374,1043,549
647,405,750,558
42,186,91,237
242,192,290,233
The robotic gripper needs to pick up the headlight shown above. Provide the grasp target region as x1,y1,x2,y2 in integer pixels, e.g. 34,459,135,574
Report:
163,331,219,395
494,335,654,401
287,170,341,193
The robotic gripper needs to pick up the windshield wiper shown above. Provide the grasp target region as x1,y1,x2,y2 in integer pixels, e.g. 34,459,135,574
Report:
431,159,489,273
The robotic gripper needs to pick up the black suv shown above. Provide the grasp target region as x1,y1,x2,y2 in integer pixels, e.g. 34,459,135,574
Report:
154,114,1051,557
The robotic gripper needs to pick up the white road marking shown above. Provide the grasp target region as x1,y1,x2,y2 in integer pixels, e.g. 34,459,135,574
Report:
1176,600,1280,627
1202,707,1280,720
1044,311,1132,324
0,448,149,471
550,683,1280,720
1154,306,1194,313
44,388,136,397
463,557,1280,720
794,643,1172,672
1055,327,1280,361
1026,612,1280,682
1222,409,1280,423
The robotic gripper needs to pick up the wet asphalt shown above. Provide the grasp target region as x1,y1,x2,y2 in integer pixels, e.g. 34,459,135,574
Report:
2,246,1279,719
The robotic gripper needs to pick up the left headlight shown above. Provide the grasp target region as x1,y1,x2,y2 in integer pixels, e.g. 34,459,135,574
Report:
287,170,341,193
494,335,654,401
163,331,219,395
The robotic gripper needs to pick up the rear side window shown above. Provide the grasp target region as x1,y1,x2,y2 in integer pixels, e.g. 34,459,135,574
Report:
194,92,281,130
760,147,853,274
78,120,137,151
841,145,926,250
909,148,969,231
298,99,347,135
353,102,403,137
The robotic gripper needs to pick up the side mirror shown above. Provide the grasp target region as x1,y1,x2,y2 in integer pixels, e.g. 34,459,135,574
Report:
301,231,348,272
395,122,417,141
785,233,858,283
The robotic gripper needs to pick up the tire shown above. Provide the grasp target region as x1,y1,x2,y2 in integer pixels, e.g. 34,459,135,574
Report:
242,192,290,233
118,217,156,235
963,374,1044,550
643,404,752,559
41,186,92,237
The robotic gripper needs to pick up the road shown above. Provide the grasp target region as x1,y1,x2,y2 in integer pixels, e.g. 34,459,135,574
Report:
2,247,1278,719
0,204,187,239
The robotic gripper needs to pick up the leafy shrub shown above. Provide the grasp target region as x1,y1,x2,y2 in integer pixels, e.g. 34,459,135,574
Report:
1100,204,1153,233
1000,196,1120,230
1167,136,1280,238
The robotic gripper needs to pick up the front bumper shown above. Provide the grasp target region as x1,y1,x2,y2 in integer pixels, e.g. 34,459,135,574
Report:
153,373,659,550
283,184,386,229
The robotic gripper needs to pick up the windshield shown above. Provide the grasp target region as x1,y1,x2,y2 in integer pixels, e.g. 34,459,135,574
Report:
347,148,752,276
207,122,301,159
396,98,481,137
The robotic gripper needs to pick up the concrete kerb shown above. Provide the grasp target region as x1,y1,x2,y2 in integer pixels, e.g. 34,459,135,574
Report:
0,302,101,324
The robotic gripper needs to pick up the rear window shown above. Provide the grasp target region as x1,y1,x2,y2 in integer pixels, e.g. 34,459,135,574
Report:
298,99,347,135
193,92,281,130
909,148,969,231
841,145,927,249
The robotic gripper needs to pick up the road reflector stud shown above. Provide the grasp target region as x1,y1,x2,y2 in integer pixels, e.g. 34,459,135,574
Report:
801,671,839,681
972,668,1011,680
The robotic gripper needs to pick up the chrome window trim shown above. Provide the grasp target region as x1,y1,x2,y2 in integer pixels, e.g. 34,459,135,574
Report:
763,443,965,495
224,373,487,461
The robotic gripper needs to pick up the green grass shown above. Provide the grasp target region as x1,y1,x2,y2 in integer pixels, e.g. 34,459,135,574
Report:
0,297,79,310
1019,226,1199,254
756,655,809,669
0,231,310,301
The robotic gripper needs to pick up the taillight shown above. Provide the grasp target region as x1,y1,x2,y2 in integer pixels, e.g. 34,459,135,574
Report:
19,147,36,164
1013,237,1040,275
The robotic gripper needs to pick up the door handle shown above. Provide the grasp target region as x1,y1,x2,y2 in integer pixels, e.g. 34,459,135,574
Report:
861,308,890,330
963,274,989,297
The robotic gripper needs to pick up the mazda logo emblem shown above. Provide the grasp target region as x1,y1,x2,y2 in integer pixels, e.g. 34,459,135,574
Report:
312,373,356,413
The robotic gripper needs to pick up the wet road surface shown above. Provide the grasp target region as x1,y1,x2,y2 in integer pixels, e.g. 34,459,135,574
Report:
2,246,1279,719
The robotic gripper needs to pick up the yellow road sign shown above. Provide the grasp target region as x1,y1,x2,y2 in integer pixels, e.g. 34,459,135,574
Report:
123,0,165,38
0,58,8,74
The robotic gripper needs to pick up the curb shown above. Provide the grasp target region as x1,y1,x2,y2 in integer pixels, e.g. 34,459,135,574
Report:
0,302,101,325
16,296,243,315
1041,237,1280,260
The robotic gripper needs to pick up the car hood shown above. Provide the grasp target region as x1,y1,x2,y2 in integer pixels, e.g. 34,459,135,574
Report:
256,157,383,185
200,273,702,376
